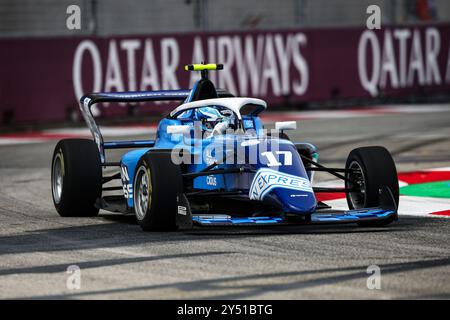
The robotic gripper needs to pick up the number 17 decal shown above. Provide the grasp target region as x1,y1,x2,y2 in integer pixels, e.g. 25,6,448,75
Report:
261,151,293,166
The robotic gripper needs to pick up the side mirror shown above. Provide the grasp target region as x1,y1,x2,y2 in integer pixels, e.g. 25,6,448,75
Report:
167,125,191,135
275,121,297,131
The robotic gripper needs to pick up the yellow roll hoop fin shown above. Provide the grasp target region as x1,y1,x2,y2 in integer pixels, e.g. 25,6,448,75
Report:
185,63,224,71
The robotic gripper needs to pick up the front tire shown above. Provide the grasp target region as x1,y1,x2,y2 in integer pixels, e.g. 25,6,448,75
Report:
345,146,399,226
51,139,102,217
133,152,182,231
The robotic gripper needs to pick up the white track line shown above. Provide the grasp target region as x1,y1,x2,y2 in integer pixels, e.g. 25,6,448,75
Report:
324,196,450,218
397,196,450,218
2,104,450,146
0,138,48,145
316,175,450,218
261,104,450,121
45,125,157,137
0,126,158,145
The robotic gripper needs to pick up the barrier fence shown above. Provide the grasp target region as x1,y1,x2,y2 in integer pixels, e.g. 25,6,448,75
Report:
1,23,449,124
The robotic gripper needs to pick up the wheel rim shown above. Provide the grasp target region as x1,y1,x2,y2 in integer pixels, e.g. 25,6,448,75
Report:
134,165,152,220
346,161,366,208
52,152,64,204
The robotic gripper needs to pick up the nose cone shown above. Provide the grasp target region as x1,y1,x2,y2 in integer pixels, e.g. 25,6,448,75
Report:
271,188,317,214
248,141,318,215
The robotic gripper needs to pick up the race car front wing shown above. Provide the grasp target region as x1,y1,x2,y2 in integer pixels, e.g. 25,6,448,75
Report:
176,186,398,228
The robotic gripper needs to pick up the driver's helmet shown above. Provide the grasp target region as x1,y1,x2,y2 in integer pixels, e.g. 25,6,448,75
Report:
195,106,235,132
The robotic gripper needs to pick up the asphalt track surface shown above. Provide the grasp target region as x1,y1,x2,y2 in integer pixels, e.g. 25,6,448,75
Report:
0,108,449,299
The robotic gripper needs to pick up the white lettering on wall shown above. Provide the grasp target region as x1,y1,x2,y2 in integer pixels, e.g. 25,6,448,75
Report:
358,27,446,96
73,40,102,102
71,33,310,101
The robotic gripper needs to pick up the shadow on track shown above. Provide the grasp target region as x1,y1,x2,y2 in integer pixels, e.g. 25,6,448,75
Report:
0,214,420,256
0,251,233,277
12,257,450,299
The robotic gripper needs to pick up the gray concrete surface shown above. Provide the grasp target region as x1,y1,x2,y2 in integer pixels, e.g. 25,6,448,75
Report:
5,0,450,37
0,109,449,299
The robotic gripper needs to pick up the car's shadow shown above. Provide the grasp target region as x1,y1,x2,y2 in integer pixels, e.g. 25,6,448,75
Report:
99,212,409,236
0,212,420,258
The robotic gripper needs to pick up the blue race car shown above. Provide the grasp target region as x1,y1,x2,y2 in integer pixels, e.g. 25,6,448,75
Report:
51,63,399,231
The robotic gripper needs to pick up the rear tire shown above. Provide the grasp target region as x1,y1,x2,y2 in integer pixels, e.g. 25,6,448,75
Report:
51,139,102,217
133,152,183,231
345,146,399,226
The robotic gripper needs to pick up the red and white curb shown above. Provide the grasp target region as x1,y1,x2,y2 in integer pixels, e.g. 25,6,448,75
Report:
319,195,450,218
260,104,450,122
316,167,450,218
2,104,449,146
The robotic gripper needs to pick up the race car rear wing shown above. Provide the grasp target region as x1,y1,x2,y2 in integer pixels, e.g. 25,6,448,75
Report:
80,88,233,105
79,89,234,163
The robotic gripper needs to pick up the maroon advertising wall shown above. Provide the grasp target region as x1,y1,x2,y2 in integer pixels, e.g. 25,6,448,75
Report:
1,24,450,124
